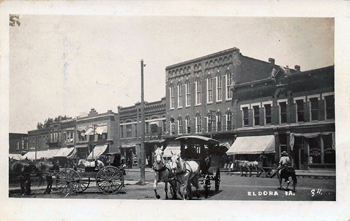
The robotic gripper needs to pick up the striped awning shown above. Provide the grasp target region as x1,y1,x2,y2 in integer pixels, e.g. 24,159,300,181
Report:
54,147,75,157
87,144,108,160
9,154,23,160
22,149,60,160
226,135,275,155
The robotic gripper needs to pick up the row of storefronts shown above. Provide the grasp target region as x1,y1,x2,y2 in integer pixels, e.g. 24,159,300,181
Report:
11,47,335,172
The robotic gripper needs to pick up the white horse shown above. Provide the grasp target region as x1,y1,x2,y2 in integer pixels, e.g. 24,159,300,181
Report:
169,152,200,200
78,159,104,170
152,147,177,199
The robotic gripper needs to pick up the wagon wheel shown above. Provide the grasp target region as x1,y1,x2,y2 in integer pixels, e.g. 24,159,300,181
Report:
96,166,124,194
215,169,220,192
56,168,80,195
76,177,90,193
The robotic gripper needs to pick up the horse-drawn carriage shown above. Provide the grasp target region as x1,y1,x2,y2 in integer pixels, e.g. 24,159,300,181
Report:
55,152,125,196
171,135,225,199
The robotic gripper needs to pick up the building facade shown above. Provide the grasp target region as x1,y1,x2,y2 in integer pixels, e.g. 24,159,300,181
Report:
229,65,335,170
164,47,334,171
9,133,28,154
118,98,166,167
25,109,119,161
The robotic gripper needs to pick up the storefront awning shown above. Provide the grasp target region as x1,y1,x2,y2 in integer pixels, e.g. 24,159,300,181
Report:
22,149,60,160
54,147,75,157
226,135,275,155
9,154,23,160
87,144,108,160
163,142,181,158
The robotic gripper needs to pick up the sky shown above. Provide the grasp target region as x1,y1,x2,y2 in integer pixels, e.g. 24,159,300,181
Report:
9,16,334,133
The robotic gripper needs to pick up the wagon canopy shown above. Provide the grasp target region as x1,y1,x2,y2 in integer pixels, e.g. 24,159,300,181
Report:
226,135,275,155
175,135,220,146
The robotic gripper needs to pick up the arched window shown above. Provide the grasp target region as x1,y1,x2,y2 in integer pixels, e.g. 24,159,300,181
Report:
178,117,183,135
195,79,202,105
170,117,175,135
207,77,213,103
185,116,191,134
216,113,222,132
226,112,232,131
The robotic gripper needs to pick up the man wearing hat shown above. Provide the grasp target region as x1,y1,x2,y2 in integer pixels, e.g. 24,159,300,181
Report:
271,151,291,178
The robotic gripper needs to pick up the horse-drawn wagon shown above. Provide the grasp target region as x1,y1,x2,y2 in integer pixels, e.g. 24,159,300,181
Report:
56,152,125,196
170,135,226,199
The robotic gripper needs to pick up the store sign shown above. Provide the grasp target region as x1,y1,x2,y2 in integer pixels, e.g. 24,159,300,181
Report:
310,148,321,157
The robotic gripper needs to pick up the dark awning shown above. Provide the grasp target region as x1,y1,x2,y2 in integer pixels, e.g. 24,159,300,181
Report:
226,135,275,155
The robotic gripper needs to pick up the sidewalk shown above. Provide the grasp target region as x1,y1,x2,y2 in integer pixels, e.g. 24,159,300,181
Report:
223,169,336,178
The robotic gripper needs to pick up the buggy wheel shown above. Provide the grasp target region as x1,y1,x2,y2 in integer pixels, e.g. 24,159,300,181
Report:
56,168,80,195
96,166,124,194
76,177,90,193
215,169,220,192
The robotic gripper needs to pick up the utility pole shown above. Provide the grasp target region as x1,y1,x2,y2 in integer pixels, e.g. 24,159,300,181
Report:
140,59,146,185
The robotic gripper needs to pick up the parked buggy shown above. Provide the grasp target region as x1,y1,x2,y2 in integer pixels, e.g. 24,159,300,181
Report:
175,135,226,198
55,152,125,196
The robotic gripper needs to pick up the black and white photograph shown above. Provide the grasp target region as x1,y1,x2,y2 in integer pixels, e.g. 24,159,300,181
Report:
1,1,350,221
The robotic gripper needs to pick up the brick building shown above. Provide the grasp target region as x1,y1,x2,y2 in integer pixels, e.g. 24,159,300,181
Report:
227,65,335,170
118,98,166,167
164,47,334,171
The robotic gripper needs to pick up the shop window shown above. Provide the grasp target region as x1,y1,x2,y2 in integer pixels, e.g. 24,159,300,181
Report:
310,98,319,121
323,134,335,164
242,107,249,127
279,102,287,124
279,134,287,153
296,99,304,122
309,137,321,164
253,105,259,126
264,104,271,124
325,95,335,120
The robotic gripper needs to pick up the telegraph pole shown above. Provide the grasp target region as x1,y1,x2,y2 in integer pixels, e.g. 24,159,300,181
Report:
140,59,146,185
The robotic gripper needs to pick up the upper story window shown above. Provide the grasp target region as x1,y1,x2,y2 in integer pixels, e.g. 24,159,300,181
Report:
195,80,202,105
253,105,260,126
310,97,319,121
226,72,233,100
279,101,287,124
207,77,213,104
120,125,124,138
135,124,138,137
178,84,183,108
126,124,132,138
170,118,175,135
185,82,191,107
195,115,201,133
185,117,191,134
216,75,222,102
295,99,305,122
178,118,183,135
216,113,222,132
170,86,175,109
264,103,272,125
242,107,249,127
324,94,334,120
207,115,215,132
226,112,232,131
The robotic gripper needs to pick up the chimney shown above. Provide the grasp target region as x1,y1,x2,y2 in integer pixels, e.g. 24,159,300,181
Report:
294,65,301,72
268,58,275,65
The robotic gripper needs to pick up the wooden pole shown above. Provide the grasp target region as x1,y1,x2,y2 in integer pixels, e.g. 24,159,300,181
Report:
140,59,146,185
